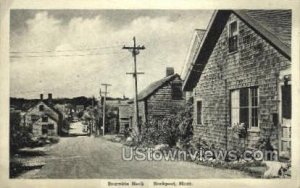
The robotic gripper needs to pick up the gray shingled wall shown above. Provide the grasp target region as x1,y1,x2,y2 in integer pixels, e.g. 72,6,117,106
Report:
193,13,291,151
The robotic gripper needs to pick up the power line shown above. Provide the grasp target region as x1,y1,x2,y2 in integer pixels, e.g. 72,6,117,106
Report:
10,51,127,58
10,53,131,96
10,44,122,54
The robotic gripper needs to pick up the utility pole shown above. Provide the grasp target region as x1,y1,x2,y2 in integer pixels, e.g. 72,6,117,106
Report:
123,37,145,135
91,95,94,136
98,89,102,136
101,83,111,136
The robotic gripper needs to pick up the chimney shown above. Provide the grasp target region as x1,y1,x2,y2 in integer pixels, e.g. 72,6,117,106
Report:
166,67,174,77
48,93,52,104
40,94,43,101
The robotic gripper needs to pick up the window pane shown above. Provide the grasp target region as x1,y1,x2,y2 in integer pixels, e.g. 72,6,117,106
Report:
282,85,291,119
281,141,290,151
231,108,239,126
282,127,290,138
240,108,249,127
230,22,237,36
251,108,258,127
240,88,249,107
230,90,240,126
197,101,202,124
228,36,238,52
231,90,239,108
251,87,258,106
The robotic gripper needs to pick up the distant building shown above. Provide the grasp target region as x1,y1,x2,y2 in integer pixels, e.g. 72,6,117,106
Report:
24,93,65,137
182,10,291,158
129,67,185,133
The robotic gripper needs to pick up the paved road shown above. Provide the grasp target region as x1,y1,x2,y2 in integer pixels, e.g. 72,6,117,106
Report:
18,134,252,178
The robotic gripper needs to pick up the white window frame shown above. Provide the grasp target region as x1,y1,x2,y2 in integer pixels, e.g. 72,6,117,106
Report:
228,20,239,38
230,87,260,130
228,20,239,53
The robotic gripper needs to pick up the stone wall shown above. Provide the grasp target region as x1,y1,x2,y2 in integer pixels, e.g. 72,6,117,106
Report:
193,13,291,150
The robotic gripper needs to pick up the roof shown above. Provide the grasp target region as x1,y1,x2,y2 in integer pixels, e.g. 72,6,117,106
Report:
239,10,291,47
25,100,63,121
128,74,181,103
234,10,291,55
181,29,206,81
182,10,291,91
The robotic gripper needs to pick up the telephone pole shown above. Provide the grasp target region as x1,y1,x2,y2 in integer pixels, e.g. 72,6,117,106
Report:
101,83,111,136
97,89,102,136
123,37,145,135
91,95,95,136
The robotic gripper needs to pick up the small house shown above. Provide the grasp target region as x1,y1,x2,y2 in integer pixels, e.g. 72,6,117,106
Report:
129,67,185,132
24,94,64,137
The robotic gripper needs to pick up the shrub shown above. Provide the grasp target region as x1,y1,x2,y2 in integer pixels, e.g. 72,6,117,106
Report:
137,100,193,148
10,126,33,155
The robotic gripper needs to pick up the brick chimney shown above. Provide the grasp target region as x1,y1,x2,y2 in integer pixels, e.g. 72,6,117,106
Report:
40,94,43,101
48,93,52,104
166,67,174,77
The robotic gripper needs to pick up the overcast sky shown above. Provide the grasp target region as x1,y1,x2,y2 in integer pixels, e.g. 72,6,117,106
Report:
10,9,213,99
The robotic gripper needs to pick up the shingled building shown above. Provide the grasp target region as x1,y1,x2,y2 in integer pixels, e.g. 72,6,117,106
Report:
182,10,291,158
128,67,185,132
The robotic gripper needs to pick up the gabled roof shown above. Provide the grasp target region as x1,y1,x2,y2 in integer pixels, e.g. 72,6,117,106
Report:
182,10,291,91
25,100,63,120
128,74,181,103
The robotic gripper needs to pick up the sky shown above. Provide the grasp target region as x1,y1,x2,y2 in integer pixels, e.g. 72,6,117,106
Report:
10,9,213,99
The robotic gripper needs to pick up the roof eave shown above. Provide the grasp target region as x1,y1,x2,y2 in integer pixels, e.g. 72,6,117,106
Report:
182,10,231,91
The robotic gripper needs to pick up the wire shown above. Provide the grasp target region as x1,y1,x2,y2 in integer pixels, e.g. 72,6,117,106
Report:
10,51,127,58
10,54,132,95
10,44,123,54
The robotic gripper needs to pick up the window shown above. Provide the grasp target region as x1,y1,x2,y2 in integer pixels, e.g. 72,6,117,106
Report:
281,140,291,152
42,124,48,134
42,116,48,122
39,105,44,111
172,83,183,100
230,87,259,128
48,124,54,130
31,114,39,122
228,21,238,53
196,100,202,125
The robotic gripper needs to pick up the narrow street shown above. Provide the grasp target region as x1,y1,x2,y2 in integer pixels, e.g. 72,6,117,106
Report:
17,123,252,179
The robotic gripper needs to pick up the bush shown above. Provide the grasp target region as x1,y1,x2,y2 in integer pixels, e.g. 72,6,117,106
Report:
137,101,193,148
10,126,33,155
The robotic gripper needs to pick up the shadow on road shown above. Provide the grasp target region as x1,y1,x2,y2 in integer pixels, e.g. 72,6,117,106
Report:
66,133,90,137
